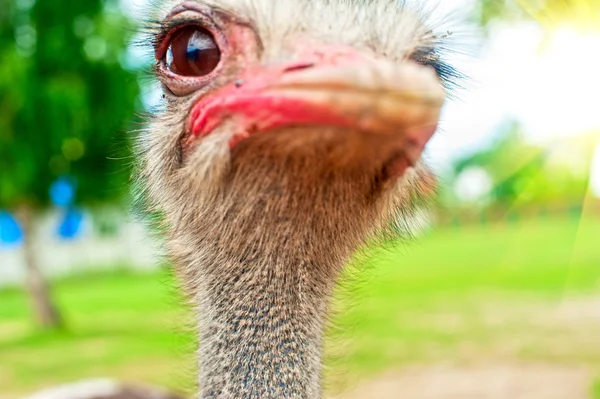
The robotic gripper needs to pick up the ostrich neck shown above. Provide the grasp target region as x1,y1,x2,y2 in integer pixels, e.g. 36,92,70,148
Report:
194,248,335,399
168,155,383,398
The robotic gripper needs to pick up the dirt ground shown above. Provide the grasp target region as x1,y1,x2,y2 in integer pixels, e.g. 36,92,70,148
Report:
332,295,600,399
334,363,590,399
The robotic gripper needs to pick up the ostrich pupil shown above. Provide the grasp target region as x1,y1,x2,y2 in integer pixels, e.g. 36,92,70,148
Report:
166,26,220,77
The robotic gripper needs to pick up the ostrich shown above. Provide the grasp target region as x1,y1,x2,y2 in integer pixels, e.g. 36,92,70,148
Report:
25,0,458,398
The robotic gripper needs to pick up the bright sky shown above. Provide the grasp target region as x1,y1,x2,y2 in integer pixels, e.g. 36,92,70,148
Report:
425,8,600,171
428,2,600,199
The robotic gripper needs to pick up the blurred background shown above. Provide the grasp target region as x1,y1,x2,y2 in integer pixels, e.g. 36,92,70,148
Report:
1,0,599,398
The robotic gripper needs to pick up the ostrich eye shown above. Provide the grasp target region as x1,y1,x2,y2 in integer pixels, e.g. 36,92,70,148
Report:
165,26,221,77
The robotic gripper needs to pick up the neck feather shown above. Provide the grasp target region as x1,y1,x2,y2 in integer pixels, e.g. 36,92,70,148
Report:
194,252,334,398
175,210,369,399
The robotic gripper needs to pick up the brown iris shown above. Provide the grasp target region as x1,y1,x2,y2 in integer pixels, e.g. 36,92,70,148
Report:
165,26,221,77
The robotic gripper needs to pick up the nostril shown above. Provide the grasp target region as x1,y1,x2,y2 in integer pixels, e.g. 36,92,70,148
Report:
282,62,316,73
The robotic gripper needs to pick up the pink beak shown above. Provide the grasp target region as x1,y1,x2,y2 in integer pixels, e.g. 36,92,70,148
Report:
189,48,445,167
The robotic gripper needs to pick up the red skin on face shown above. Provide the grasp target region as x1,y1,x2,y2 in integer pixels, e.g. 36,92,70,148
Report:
189,47,374,149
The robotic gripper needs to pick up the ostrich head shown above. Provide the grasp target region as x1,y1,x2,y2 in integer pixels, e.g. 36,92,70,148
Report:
139,0,456,397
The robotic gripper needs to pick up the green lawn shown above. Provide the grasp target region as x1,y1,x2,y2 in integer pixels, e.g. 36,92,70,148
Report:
1,214,599,398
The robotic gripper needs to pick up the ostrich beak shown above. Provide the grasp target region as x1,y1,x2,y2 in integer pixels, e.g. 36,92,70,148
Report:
189,55,445,167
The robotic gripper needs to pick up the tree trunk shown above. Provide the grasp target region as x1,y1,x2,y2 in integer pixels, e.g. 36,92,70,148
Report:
17,205,63,330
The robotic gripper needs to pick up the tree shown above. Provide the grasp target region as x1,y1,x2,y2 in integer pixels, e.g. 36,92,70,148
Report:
451,121,592,209
0,0,140,329
476,0,599,29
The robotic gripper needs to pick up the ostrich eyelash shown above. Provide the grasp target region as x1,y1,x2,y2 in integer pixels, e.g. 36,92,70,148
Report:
150,18,211,61
411,46,461,90
142,7,221,58
408,28,466,95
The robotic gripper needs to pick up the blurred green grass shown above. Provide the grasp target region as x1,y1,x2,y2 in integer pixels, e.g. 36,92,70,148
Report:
1,214,599,398
331,215,600,377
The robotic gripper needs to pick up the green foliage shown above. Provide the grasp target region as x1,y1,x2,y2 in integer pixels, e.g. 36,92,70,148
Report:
475,0,600,28
476,0,527,25
0,0,140,210
451,121,592,207
593,378,600,399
